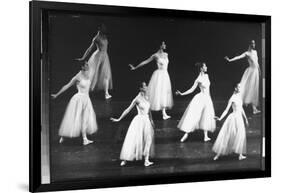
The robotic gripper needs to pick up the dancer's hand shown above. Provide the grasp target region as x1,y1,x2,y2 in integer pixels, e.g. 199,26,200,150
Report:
175,90,182,96
51,94,57,99
129,64,136,71
224,56,230,62
214,116,220,121
75,58,84,61
110,117,120,122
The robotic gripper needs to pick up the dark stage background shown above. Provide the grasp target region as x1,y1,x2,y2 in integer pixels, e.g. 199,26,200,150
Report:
48,12,262,101
46,11,263,183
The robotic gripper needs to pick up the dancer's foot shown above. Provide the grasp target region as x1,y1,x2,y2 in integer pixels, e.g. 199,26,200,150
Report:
163,114,171,120
120,160,127,166
180,133,188,142
105,93,112,100
204,136,211,142
83,139,93,146
213,155,219,161
144,160,154,167
239,154,246,160
253,109,261,114
59,137,64,144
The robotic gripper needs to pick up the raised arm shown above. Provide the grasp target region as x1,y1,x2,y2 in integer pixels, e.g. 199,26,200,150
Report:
218,99,233,121
111,97,138,122
129,54,155,70
176,80,198,96
225,52,247,62
51,73,79,99
76,32,99,61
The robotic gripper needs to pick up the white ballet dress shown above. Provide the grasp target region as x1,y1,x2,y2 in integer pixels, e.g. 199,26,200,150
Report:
178,74,216,133
58,75,98,138
120,95,155,161
147,53,173,111
212,93,246,155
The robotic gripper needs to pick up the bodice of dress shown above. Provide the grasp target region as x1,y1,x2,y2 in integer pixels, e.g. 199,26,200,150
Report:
197,74,210,94
94,35,108,52
156,54,169,70
136,96,150,115
246,50,259,68
76,76,91,94
231,93,243,113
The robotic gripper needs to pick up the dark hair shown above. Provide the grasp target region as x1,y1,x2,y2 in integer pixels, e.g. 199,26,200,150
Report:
98,23,107,35
139,82,147,91
195,62,205,72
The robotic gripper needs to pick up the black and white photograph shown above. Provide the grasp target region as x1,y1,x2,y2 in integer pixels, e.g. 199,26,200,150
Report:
29,1,271,192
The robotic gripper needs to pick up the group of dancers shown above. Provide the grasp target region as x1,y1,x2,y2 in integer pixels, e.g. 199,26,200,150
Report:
51,24,261,167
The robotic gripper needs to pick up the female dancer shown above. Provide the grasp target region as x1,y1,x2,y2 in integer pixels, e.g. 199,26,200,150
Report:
225,40,261,114
129,41,173,120
176,62,216,142
213,83,248,160
51,62,98,146
76,24,113,99
111,82,155,167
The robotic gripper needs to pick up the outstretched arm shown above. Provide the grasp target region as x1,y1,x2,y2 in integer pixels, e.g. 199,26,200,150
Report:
218,100,232,121
225,52,247,62
76,33,99,61
111,97,138,122
129,55,155,70
176,80,198,96
51,74,79,99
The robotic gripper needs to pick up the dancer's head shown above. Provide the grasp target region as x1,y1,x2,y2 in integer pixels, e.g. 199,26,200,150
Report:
248,40,256,50
233,83,241,93
160,41,167,50
195,62,207,73
81,61,89,72
139,82,147,94
98,23,107,35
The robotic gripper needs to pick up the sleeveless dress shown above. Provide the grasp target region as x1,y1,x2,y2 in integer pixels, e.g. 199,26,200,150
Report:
120,95,155,161
88,35,113,91
212,93,246,155
58,75,98,138
147,53,173,111
178,74,216,133
240,50,260,106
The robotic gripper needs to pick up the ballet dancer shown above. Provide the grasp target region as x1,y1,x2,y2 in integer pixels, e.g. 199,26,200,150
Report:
129,41,173,120
176,62,216,142
51,61,98,146
76,24,113,99
213,83,248,160
225,40,261,114
111,82,155,167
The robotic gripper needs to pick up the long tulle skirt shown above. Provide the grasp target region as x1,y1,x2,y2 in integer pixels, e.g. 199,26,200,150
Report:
88,50,113,91
240,66,259,106
59,93,98,138
212,112,246,155
120,115,155,161
178,92,216,133
147,69,173,111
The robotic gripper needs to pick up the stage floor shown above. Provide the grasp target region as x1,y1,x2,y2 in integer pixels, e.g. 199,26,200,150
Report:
49,99,263,183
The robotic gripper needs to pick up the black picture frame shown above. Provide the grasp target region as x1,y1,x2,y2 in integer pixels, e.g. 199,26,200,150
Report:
30,0,271,192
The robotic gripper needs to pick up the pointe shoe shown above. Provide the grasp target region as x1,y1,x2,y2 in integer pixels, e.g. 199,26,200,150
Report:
163,114,171,120
144,161,154,167
59,137,64,144
253,109,261,114
204,137,211,142
180,134,188,142
213,155,219,161
120,161,126,166
239,155,246,160
83,139,93,146
105,94,112,100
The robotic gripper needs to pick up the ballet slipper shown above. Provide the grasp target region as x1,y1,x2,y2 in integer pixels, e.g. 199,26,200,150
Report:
204,136,211,142
83,139,93,146
144,160,154,167
105,93,112,100
59,137,64,144
163,114,171,120
213,155,219,161
120,161,127,166
239,154,246,160
180,133,188,142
